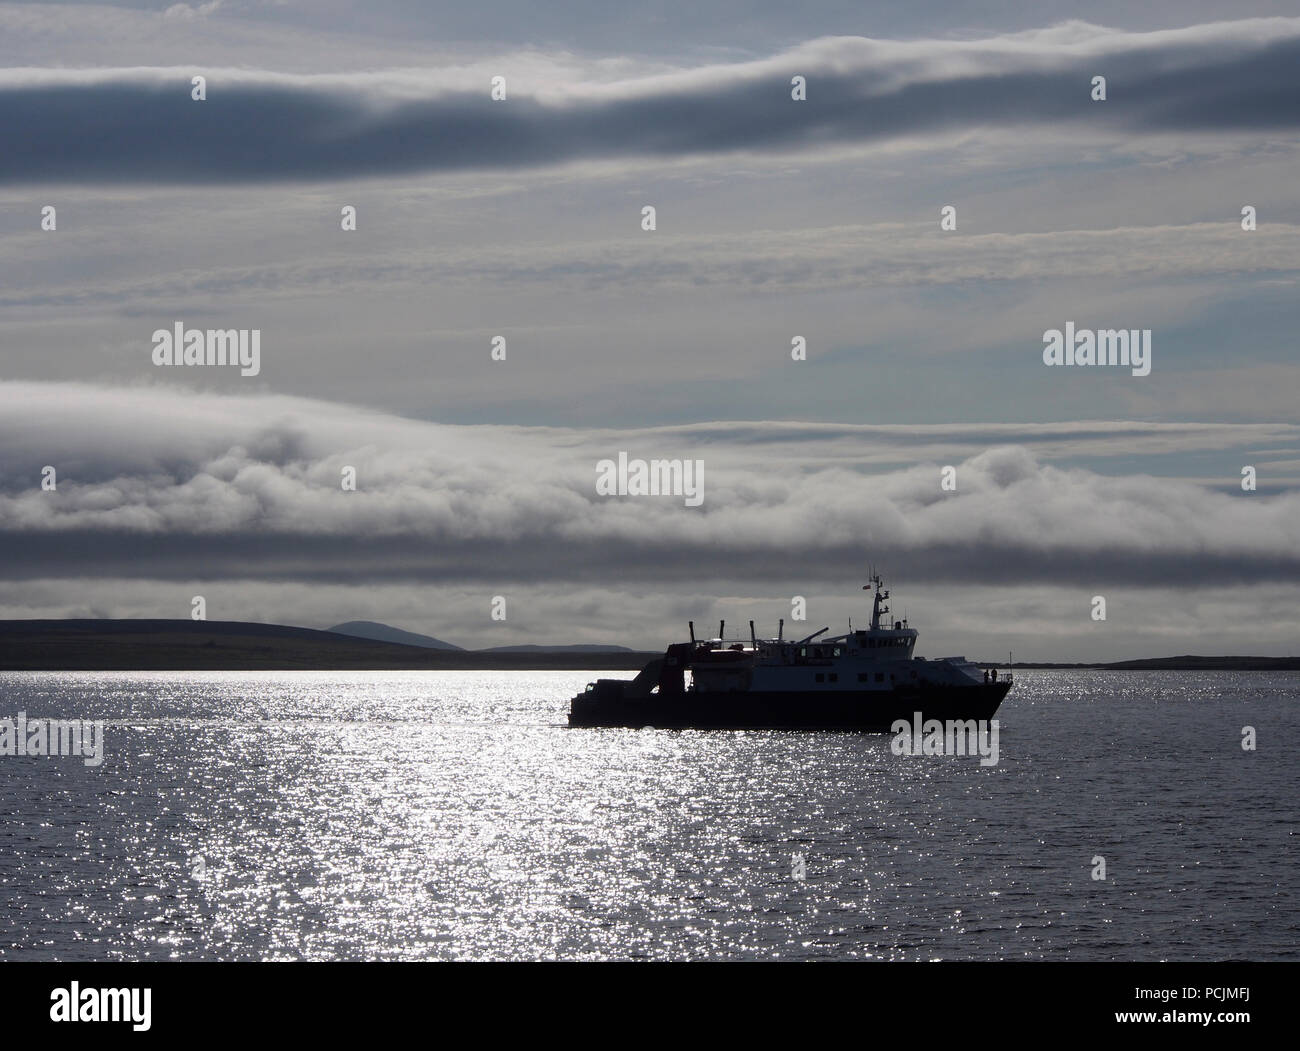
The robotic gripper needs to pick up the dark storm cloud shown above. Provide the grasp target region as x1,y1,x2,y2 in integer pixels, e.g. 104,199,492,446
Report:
3,21,1300,183
3,382,1299,592
6,530,1300,591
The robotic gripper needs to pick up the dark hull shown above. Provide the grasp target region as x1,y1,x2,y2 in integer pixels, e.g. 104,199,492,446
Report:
568,681,1011,731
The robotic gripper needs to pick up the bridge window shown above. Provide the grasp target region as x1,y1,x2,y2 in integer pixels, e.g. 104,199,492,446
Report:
875,673,884,683
858,673,868,683
828,673,838,683
815,673,824,683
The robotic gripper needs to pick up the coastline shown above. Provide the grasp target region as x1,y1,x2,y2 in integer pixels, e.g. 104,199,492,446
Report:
1,620,1296,672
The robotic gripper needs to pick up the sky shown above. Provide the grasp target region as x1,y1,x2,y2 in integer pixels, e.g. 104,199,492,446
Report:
1,1,1298,660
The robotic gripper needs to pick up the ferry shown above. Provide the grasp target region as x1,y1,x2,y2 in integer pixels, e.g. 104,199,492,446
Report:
568,573,1011,730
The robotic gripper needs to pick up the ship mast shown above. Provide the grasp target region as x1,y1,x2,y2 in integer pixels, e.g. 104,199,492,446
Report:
865,571,890,631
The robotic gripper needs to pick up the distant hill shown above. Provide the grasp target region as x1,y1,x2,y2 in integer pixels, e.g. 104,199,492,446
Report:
328,621,633,654
328,620,462,650
1000,656,1300,670
481,644,634,653
0,620,655,671
0,619,1295,672
1100,655,1300,671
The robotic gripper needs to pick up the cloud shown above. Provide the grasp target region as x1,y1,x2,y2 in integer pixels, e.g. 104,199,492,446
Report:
2,382,1297,594
4,19,1300,183
163,1,223,20
6,220,1298,310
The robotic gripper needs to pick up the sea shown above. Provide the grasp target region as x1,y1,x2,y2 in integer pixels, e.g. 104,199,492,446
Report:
0,670,1295,961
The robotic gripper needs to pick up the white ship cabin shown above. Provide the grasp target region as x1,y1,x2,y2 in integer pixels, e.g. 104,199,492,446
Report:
685,575,972,694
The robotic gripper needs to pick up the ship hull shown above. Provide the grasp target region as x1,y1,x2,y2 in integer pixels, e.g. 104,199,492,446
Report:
568,681,1011,731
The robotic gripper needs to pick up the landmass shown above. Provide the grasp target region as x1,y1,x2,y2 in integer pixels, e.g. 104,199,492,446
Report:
0,619,1295,671
0,620,655,671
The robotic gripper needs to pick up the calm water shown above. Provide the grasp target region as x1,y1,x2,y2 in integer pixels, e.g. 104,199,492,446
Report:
0,670,1295,961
